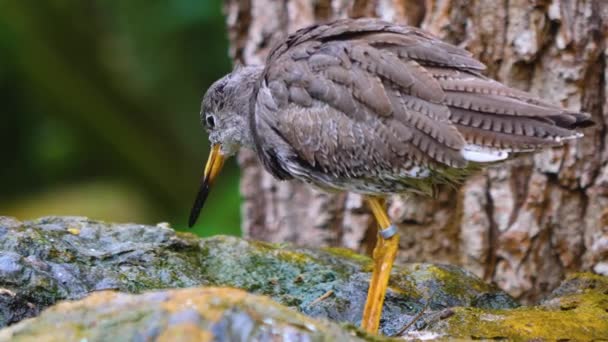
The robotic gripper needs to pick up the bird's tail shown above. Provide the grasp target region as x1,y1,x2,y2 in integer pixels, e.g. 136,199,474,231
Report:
454,107,593,163
425,66,594,163
430,71,594,163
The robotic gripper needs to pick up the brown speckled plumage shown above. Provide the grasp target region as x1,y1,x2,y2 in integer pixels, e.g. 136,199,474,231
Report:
200,18,593,197
190,19,595,332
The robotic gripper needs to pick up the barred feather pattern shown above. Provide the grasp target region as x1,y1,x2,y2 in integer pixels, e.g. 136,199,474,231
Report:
250,18,592,195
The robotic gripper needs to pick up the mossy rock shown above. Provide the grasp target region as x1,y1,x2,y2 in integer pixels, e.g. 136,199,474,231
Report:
1,276,607,341
0,216,514,336
1,216,607,340
423,273,608,340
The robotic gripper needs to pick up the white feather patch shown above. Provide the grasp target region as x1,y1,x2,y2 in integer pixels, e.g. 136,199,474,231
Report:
461,145,509,163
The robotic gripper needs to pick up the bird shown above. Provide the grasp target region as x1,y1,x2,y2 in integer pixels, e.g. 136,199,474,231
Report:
188,18,594,335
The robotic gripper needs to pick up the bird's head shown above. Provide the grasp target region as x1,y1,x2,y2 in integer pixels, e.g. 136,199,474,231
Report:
189,65,263,227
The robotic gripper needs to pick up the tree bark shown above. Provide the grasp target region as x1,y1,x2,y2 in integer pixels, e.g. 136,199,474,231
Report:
225,0,608,302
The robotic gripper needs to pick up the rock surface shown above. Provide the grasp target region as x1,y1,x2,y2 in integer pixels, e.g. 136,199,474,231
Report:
1,287,372,342
1,276,607,341
0,216,514,335
0,216,607,340
424,273,608,340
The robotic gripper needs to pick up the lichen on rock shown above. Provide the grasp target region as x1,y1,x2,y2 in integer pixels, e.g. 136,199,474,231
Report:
0,287,374,342
0,216,515,336
0,216,607,340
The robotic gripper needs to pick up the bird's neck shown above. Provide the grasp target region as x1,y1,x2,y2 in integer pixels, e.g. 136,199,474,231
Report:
229,66,263,152
213,65,264,155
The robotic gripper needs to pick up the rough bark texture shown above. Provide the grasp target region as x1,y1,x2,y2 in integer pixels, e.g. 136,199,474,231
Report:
228,0,608,303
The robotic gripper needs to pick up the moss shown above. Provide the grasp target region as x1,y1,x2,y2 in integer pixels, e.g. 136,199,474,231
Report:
247,238,282,251
427,264,487,297
387,263,512,311
276,249,318,265
551,272,608,297
437,305,608,340
323,247,373,270
425,274,608,340
570,271,608,284
174,231,203,242
385,271,422,299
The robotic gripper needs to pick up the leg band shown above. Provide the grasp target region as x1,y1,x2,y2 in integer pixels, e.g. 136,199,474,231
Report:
379,224,398,239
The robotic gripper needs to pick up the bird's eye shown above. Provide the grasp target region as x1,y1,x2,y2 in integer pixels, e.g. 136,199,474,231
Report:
206,115,216,129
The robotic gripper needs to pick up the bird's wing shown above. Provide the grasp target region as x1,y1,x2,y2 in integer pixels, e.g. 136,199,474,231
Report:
253,18,476,178
252,18,592,180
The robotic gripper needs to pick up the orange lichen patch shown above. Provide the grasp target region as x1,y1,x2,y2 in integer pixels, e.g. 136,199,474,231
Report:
1,286,368,342
56,291,121,308
157,324,212,342
159,287,250,322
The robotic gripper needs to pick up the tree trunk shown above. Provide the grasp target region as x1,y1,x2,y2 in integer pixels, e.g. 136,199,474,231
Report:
225,0,607,303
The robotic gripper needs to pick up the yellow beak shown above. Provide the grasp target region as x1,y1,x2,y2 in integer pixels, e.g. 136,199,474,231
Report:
188,144,225,227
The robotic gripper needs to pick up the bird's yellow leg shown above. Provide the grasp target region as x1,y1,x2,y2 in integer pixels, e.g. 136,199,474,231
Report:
361,196,400,334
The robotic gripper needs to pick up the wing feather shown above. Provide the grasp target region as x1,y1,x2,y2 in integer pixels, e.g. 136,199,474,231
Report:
426,67,592,151
252,18,592,188
258,19,469,178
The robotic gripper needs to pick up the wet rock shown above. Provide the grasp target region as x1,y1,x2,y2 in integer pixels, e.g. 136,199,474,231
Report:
0,216,515,336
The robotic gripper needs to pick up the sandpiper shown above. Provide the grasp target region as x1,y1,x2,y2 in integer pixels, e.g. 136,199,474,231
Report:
189,18,593,334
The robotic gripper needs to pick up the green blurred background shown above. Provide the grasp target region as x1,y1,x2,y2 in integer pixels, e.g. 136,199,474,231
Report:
0,1,241,236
